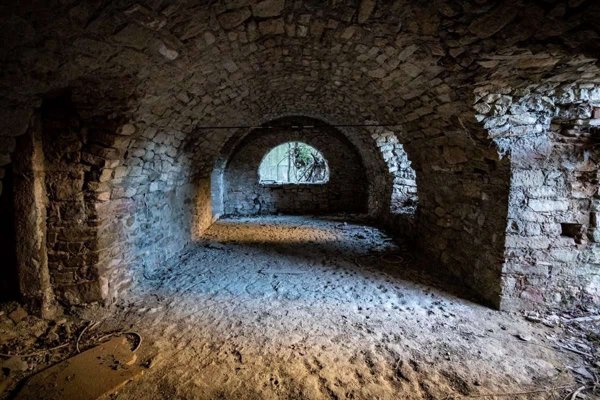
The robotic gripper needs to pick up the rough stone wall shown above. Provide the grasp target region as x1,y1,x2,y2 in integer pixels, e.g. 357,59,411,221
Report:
95,185,194,302
476,83,600,310
40,98,105,306
372,129,418,215
223,128,367,216
87,116,194,303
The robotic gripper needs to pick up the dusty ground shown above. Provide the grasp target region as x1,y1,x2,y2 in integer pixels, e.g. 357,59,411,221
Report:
103,216,597,399
1,216,598,399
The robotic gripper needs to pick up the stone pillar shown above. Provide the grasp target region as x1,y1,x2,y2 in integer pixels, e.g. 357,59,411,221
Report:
13,115,57,318
194,178,214,238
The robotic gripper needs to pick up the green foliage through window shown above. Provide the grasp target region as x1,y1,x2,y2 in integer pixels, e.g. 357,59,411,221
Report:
259,142,329,184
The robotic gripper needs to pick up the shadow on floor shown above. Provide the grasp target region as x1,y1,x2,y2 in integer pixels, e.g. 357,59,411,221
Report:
144,215,483,308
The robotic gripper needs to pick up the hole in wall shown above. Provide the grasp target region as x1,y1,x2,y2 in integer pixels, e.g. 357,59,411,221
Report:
560,223,585,243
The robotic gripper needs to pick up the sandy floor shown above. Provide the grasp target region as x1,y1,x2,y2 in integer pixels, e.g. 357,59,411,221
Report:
74,215,594,400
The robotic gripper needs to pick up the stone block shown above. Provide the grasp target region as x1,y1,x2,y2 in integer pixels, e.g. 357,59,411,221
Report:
258,18,285,35
357,0,376,24
218,7,251,29
505,235,551,249
512,170,545,187
528,199,569,212
550,249,579,263
252,0,285,18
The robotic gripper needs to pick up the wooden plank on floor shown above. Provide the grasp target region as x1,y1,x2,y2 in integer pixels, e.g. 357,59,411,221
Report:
15,337,144,400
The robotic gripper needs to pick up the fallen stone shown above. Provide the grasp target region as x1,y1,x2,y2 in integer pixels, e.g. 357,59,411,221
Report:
516,333,531,342
15,337,144,400
1,357,28,373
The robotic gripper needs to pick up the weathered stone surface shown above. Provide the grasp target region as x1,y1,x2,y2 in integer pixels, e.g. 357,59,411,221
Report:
258,18,285,35
468,2,518,39
442,146,468,165
252,0,285,18
217,7,251,29
357,0,376,24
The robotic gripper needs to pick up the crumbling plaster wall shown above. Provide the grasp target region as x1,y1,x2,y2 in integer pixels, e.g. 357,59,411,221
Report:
223,126,368,216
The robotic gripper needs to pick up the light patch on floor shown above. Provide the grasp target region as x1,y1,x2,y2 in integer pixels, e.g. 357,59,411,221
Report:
97,216,581,399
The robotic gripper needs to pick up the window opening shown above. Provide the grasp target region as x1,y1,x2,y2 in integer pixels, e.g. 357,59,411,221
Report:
259,142,329,184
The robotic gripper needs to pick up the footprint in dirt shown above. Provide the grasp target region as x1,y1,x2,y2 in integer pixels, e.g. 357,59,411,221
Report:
272,281,302,301
282,289,301,301
245,280,271,297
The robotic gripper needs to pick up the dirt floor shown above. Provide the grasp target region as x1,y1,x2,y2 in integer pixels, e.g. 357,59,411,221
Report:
1,216,599,399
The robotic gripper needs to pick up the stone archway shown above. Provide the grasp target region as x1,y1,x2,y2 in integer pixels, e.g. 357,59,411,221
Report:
223,128,367,216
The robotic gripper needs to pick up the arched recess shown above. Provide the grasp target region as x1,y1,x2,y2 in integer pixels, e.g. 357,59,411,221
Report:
367,126,420,238
221,125,367,216
208,116,399,224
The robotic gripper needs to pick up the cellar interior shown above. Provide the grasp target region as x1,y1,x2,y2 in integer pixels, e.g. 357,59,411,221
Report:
0,1,598,399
